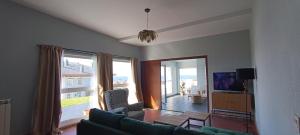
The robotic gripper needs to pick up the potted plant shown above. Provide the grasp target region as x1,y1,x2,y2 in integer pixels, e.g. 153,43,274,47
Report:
179,82,186,96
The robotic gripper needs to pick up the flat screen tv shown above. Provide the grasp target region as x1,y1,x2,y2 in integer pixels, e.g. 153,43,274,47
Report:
213,72,243,91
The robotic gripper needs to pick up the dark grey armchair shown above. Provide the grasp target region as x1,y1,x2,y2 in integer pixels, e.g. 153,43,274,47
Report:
104,89,144,120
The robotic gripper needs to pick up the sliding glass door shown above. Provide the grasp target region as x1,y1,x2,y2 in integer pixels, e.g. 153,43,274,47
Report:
160,58,208,112
161,65,166,104
161,63,177,105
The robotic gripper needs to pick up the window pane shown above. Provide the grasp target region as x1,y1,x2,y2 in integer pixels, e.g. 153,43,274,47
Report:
113,59,138,104
166,67,173,95
179,68,197,94
60,52,98,123
161,66,166,101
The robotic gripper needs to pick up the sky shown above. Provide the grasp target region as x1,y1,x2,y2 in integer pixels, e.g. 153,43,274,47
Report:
113,61,131,76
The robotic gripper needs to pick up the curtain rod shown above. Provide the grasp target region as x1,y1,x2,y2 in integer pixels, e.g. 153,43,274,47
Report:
37,45,133,59
63,48,96,55
64,48,132,59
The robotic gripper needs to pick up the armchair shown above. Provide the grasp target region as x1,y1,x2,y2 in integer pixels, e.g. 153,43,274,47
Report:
104,89,144,120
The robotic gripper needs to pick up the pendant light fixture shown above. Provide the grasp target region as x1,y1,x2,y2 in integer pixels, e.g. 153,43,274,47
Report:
138,8,158,43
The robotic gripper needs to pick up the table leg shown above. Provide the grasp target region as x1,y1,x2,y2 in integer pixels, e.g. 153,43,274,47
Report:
209,115,212,126
187,119,190,129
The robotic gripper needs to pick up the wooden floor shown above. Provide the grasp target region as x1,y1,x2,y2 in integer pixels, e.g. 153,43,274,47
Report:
62,109,258,135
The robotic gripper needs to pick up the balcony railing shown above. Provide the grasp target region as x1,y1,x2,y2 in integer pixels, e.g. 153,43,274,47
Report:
61,87,94,94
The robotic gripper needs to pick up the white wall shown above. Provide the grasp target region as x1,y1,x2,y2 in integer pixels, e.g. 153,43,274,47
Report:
142,30,252,109
0,1,141,135
177,59,197,68
252,0,300,134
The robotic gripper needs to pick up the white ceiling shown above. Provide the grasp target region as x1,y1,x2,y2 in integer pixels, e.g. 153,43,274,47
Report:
12,0,252,46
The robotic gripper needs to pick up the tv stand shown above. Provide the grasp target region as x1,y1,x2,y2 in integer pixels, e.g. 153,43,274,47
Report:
212,91,252,119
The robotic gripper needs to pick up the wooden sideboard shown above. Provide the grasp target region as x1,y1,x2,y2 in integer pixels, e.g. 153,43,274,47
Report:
212,92,252,113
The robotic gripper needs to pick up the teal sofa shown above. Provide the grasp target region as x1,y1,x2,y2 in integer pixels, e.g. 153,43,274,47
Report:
77,108,250,135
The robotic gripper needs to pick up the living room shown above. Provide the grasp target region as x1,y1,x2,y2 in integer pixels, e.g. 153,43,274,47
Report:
0,0,299,135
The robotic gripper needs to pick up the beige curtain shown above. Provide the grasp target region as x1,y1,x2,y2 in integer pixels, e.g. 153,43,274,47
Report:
31,45,63,135
97,53,113,110
131,58,143,102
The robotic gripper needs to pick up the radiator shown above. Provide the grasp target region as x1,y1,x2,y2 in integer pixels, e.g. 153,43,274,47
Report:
0,99,11,135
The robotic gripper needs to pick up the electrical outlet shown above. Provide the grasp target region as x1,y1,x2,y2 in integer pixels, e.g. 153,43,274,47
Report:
295,113,300,133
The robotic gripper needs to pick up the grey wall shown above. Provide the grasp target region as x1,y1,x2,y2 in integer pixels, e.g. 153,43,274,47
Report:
142,30,252,109
252,0,300,134
177,60,197,68
0,1,141,135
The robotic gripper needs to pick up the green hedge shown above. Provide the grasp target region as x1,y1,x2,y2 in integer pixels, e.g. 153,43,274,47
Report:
61,96,90,108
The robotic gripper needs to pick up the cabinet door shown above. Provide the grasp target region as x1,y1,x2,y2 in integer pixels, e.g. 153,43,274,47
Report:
239,94,252,112
212,93,227,110
227,93,243,111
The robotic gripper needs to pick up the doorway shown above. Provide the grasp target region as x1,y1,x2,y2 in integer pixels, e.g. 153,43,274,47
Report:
160,57,209,113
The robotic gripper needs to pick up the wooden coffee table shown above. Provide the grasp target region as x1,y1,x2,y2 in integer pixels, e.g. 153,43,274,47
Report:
181,111,211,128
154,115,189,127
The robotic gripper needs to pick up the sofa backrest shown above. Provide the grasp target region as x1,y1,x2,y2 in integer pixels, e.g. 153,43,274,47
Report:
174,127,213,135
89,108,125,129
77,120,132,135
120,117,175,135
85,108,212,135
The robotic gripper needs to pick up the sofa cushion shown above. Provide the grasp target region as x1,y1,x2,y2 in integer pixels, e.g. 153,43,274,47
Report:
89,108,125,129
215,133,230,135
174,127,213,135
77,120,132,135
120,117,174,135
152,123,175,135
199,127,250,135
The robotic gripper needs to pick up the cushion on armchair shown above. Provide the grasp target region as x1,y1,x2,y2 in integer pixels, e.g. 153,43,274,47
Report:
109,107,129,115
127,102,144,111
127,111,144,120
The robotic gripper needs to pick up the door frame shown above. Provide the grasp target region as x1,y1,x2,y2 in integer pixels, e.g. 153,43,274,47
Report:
159,55,209,113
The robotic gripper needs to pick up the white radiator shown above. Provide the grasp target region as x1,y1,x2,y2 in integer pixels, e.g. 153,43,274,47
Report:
0,99,11,135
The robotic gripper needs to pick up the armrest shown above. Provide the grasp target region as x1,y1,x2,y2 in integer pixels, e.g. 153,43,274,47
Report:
127,102,144,111
108,107,128,115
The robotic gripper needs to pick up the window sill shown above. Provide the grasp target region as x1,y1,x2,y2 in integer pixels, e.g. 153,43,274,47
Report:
59,116,87,129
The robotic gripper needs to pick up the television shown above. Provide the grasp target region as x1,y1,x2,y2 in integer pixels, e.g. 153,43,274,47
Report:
213,72,243,91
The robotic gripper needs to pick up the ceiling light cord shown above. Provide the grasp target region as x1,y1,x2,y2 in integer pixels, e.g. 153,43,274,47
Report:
147,12,149,29
145,8,150,30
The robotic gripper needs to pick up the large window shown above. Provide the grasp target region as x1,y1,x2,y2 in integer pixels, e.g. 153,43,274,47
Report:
113,58,138,104
179,68,197,93
60,51,98,125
